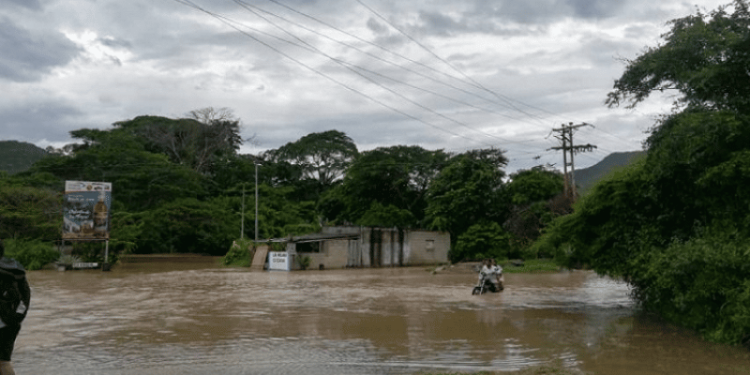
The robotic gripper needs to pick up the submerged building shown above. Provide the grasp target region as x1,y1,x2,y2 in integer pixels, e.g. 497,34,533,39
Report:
260,226,450,271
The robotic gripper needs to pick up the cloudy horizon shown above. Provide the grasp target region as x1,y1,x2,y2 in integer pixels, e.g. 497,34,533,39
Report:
0,0,729,172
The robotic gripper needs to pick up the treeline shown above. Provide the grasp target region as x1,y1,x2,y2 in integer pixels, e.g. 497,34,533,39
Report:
0,108,569,266
534,0,750,347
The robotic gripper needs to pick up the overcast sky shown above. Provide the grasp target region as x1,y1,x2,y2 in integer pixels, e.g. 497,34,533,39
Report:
0,0,729,172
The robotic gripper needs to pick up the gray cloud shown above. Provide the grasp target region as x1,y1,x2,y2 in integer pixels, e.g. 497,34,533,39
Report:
1,100,85,144
0,17,80,82
5,0,43,11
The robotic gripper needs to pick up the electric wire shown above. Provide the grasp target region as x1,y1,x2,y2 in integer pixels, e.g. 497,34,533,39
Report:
355,0,560,126
234,0,550,130
173,0,492,146
232,0,520,146
265,0,557,127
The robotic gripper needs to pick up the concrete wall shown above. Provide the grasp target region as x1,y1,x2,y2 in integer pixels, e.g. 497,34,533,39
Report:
406,230,450,265
283,227,449,270
360,228,449,267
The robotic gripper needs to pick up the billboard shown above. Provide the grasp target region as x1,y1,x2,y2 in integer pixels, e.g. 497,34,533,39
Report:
62,181,112,240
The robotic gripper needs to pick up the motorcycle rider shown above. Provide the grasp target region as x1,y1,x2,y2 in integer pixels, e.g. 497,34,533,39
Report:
490,258,504,291
478,258,503,292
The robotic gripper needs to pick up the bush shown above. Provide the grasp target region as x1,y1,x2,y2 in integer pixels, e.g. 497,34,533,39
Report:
4,239,60,270
223,238,255,267
451,221,511,263
629,229,750,347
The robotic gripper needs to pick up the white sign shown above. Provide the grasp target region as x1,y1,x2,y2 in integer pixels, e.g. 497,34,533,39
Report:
268,252,290,271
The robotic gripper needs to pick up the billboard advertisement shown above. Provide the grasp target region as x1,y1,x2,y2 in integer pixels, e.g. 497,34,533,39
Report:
62,181,112,240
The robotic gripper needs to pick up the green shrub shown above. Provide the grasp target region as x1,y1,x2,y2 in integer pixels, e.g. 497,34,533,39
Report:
629,230,750,346
4,239,60,270
223,238,255,267
451,221,511,262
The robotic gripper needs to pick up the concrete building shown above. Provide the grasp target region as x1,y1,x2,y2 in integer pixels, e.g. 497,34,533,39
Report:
267,226,450,271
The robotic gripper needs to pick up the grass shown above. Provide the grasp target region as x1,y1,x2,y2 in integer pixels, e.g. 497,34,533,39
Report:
500,259,561,273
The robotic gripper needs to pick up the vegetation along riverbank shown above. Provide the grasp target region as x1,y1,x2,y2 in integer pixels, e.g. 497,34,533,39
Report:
1,0,748,351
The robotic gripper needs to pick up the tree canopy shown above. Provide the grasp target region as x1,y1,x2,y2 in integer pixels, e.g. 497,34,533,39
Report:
536,0,750,347
266,130,358,187
606,0,750,113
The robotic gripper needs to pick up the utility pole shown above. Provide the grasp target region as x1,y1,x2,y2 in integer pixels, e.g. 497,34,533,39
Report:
549,122,597,200
240,184,245,239
255,161,260,243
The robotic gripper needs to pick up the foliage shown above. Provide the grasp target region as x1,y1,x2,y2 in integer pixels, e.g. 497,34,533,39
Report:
500,259,561,273
137,197,237,255
223,238,256,266
504,167,567,258
534,0,750,347
3,239,60,271
266,130,358,187
451,221,511,263
426,148,508,241
628,227,750,347
606,0,750,113
506,166,564,206
0,176,61,241
330,145,448,226
113,113,243,175
356,202,416,228
296,255,311,270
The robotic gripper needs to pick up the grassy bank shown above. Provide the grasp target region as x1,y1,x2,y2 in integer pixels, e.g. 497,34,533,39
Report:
500,258,561,273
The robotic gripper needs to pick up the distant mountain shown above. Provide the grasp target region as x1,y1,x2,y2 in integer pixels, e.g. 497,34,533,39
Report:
0,140,48,174
574,151,645,193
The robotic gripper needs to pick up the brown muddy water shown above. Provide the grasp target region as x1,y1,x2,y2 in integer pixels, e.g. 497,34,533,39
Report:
13,257,750,375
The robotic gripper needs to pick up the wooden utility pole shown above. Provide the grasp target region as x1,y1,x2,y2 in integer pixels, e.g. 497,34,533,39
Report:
549,122,597,200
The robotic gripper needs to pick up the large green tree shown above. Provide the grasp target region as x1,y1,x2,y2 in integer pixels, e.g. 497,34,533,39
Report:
329,145,448,227
606,0,750,113
425,148,508,258
113,112,244,175
536,0,750,347
266,130,358,187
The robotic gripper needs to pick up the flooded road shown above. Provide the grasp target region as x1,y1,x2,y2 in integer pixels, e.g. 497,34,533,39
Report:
13,258,750,374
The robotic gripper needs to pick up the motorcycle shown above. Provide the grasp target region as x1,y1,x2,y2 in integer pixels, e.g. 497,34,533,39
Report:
472,269,504,295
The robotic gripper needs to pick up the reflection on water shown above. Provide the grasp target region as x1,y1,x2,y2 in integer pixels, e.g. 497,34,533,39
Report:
14,258,750,374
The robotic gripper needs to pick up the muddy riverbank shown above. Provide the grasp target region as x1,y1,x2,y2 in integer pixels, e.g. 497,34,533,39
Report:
13,258,750,374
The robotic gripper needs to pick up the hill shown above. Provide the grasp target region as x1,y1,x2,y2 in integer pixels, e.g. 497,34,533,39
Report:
574,151,645,193
0,140,48,174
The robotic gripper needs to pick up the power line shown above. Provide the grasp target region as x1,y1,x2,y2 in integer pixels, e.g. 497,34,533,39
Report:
173,0,494,146
355,0,559,126
232,0,519,146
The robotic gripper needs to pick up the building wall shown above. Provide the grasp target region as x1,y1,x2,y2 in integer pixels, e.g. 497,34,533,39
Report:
284,227,449,270
406,230,450,265
360,228,449,267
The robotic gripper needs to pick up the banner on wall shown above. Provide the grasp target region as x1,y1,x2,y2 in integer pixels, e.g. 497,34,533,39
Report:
62,181,112,240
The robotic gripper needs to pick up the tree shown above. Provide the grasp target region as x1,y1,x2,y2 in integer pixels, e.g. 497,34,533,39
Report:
425,148,508,244
333,145,449,226
0,174,61,241
534,0,750,346
606,0,750,113
504,166,566,256
267,130,358,187
114,114,244,175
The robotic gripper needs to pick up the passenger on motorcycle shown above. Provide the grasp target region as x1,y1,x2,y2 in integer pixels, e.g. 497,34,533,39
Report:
476,258,504,293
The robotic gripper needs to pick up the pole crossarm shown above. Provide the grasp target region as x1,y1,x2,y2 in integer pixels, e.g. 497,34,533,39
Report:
549,122,596,200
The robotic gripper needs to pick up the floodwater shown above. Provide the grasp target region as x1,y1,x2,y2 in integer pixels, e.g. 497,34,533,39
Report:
13,258,750,375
